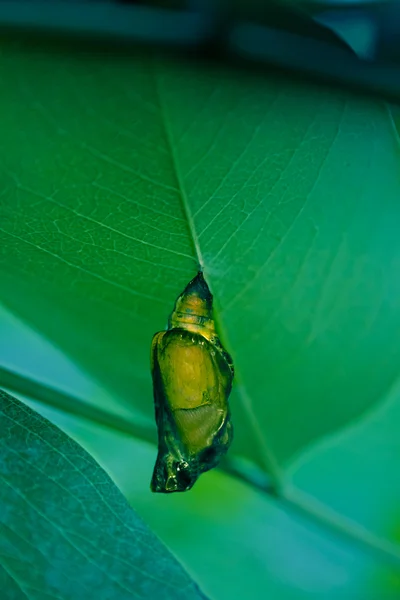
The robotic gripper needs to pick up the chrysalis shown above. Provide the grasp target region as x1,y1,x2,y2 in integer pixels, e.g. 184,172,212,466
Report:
150,272,234,493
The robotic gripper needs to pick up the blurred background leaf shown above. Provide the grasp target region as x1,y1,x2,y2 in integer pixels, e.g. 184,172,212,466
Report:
0,390,207,600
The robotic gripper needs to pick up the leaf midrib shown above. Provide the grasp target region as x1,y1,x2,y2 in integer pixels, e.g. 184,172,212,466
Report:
151,58,284,491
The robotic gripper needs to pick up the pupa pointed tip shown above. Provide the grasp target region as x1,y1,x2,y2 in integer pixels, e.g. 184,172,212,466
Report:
183,271,212,303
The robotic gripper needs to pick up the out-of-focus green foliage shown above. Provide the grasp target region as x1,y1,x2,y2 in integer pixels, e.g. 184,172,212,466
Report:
0,390,207,600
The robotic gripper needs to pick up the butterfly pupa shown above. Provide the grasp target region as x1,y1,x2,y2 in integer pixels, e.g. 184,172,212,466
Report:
150,272,234,493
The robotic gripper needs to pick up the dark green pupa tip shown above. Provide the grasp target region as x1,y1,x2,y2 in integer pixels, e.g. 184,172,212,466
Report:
182,271,213,304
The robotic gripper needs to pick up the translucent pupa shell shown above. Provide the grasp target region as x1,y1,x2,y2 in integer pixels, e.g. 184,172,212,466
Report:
150,272,234,493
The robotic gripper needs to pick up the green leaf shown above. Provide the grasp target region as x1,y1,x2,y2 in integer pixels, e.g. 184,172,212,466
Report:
24,398,400,600
1,35,400,479
287,369,400,551
0,389,207,600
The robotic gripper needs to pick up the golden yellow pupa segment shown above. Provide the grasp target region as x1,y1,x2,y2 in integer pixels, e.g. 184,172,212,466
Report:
150,272,234,493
